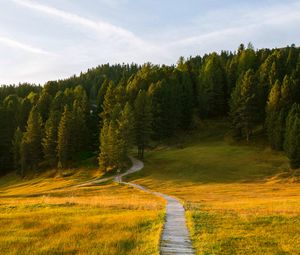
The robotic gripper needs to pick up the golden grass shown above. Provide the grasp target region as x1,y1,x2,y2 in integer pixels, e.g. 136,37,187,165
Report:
126,122,300,254
0,173,165,255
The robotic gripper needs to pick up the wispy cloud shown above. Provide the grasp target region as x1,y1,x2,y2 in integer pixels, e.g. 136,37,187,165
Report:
11,0,145,46
167,2,300,52
0,36,53,55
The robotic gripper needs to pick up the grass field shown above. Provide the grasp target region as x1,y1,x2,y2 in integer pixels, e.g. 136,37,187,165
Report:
126,121,300,254
1,120,300,254
0,171,165,255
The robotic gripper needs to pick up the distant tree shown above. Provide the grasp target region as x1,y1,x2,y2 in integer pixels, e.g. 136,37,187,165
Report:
98,120,110,171
284,104,300,168
134,91,152,159
57,106,74,168
117,102,135,163
101,81,116,121
73,100,88,153
0,107,15,174
198,53,227,117
21,106,43,171
42,111,61,166
37,91,52,122
266,80,282,149
230,69,259,141
12,127,23,175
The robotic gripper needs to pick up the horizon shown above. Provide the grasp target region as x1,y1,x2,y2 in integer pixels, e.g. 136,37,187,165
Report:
1,0,300,84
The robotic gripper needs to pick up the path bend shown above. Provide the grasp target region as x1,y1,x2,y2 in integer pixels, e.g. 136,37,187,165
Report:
77,156,195,254
121,158,195,255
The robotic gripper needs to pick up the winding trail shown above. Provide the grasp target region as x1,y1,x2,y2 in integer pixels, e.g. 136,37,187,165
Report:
76,156,195,254
121,157,195,255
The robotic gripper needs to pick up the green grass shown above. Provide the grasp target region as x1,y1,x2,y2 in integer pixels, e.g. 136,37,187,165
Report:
126,120,300,254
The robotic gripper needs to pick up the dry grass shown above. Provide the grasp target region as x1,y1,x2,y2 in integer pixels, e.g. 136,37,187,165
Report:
126,121,300,254
0,173,165,255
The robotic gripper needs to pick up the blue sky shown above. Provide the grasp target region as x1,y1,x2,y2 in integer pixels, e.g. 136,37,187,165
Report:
0,0,299,84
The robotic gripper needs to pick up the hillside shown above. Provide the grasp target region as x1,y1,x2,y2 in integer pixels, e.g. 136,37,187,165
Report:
1,121,299,254
126,121,300,254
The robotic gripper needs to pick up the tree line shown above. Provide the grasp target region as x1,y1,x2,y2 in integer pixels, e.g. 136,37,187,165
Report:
1,43,300,176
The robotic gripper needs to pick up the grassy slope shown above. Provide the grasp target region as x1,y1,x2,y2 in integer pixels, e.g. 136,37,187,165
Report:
126,121,300,254
0,171,165,255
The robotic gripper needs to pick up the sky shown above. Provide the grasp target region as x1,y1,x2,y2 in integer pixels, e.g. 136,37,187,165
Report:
0,0,300,85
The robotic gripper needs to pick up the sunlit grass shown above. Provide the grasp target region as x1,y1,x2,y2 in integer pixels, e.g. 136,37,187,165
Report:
0,172,165,255
126,121,300,254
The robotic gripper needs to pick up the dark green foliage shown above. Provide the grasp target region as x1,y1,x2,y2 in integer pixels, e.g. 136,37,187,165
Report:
21,107,43,171
284,104,300,169
43,111,61,166
134,91,152,159
230,70,259,141
12,127,23,175
0,107,15,175
198,53,227,117
0,44,300,174
57,106,74,168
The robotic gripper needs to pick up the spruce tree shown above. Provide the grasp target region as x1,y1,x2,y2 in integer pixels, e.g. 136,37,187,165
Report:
134,90,152,159
117,102,135,163
57,106,73,168
21,106,43,171
265,80,282,149
101,81,116,121
230,69,259,141
73,100,88,154
42,111,61,166
12,127,23,174
284,104,300,169
198,53,227,117
98,120,110,171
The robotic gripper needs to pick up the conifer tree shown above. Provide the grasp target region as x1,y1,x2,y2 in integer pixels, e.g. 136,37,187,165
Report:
73,100,88,153
117,102,135,162
98,119,110,171
265,80,282,149
42,111,61,166
101,81,116,121
198,53,227,117
284,104,300,168
12,127,23,174
21,106,43,171
134,90,152,159
230,69,259,141
57,106,74,168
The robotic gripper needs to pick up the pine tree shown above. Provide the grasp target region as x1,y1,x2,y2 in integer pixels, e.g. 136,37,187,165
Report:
198,53,227,117
117,102,135,163
98,120,110,171
0,107,15,174
265,80,282,149
42,111,61,166
230,69,259,141
21,106,43,171
284,104,300,169
12,127,23,175
101,81,116,121
73,100,88,154
57,106,74,168
134,91,152,159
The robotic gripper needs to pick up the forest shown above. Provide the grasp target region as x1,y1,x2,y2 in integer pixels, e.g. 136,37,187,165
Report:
1,43,300,176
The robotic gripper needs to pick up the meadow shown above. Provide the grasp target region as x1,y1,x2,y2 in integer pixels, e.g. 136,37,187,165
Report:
0,170,165,255
126,121,300,254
